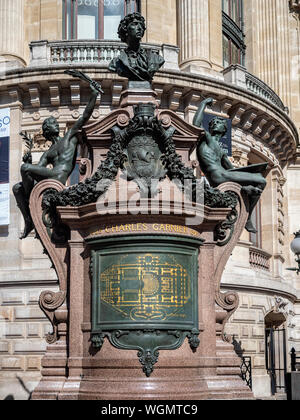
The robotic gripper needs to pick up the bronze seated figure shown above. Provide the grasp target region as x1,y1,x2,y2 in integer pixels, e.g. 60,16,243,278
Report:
13,78,102,239
193,98,267,233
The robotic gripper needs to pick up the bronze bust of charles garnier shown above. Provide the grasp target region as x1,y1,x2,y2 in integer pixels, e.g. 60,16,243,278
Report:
109,12,165,82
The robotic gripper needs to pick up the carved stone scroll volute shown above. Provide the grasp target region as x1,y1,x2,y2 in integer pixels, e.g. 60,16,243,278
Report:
30,180,69,344
39,291,67,344
212,183,249,341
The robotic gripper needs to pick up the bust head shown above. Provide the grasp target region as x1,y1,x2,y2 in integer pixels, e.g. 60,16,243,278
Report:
208,117,228,137
42,116,59,140
118,12,146,45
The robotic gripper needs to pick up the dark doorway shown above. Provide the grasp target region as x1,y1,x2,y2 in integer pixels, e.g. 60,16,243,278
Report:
265,326,287,395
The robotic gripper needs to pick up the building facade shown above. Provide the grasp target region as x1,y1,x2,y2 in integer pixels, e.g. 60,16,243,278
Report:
0,0,299,399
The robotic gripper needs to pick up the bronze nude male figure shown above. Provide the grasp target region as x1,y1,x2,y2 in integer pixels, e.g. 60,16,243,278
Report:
193,98,267,233
109,12,165,82
13,74,102,239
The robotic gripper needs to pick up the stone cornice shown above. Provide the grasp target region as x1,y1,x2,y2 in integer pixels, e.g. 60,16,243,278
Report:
221,277,300,303
0,65,298,165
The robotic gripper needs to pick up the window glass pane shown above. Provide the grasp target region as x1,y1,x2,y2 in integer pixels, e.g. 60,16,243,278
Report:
223,35,230,68
126,0,137,14
104,0,125,40
77,0,99,39
64,0,73,39
231,41,239,65
222,0,229,15
222,0,242,28
250,201,262,248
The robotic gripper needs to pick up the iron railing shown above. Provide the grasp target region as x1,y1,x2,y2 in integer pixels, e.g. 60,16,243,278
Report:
240,356,252,390
265,327,287,395
291,348,300,372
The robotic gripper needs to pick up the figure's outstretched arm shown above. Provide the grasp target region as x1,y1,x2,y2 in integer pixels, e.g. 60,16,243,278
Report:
67,81,101,140
193,97,214,129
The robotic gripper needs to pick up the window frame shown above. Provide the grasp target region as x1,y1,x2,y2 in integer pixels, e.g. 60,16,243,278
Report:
222,0,246,67
63,0,141,40
250,200,262,249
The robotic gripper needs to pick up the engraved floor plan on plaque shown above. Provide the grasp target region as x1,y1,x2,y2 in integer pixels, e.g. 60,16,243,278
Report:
99,253,192,323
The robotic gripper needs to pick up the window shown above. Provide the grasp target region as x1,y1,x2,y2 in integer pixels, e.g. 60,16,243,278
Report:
222,0,243,28
250,200,262,249
63,0,140,40
222,0,245,67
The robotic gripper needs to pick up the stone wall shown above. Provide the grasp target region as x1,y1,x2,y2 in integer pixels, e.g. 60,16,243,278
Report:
0,285,56,400
0,0,300,400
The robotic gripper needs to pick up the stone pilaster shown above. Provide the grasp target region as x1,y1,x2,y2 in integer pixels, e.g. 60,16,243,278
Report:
0,0,25,68
178,0,223,76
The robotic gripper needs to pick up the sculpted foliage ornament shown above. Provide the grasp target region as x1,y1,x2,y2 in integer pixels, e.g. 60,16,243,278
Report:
42,102,240,235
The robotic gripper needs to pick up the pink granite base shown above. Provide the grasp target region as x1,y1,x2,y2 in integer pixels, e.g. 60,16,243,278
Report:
30,179,253,400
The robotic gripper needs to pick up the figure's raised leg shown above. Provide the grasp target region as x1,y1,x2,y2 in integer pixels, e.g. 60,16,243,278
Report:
242,185,265,233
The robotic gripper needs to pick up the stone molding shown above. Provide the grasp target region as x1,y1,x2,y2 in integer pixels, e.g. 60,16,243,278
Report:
29,40,180,72
0,66,297,166
223,64,287,111
221,276,300,303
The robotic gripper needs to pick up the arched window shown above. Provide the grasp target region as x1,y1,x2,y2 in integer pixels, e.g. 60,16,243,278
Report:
222,0,245,67
63,0,141,40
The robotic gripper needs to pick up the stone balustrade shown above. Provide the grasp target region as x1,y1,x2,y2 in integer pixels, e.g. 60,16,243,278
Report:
249,246,272,271
223,64,287,112
29,40,180,71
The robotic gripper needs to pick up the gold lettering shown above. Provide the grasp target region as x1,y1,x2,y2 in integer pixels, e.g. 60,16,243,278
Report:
119,225,125,232
143,223,149,231
153,224,159,231
160,224,166,231
105,226,110,233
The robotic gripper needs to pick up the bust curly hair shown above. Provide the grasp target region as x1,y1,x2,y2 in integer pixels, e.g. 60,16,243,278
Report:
118,12,146,43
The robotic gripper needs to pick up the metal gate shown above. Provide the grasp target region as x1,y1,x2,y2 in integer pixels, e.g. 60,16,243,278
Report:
265,327,287,395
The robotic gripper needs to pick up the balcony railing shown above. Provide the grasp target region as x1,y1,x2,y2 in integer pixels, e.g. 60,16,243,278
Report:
249,246,271,271
223,64,287,112
245,72,286,111
29,41,287,113
29,39,180,71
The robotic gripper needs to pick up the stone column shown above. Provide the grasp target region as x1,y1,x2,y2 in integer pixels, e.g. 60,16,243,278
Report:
178,0,223,76
244,0,292,111
0,0,25,68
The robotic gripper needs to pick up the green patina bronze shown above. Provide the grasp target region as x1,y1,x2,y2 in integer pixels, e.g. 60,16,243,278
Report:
193,97,268,233
108,12,165,83
13,71,102,239
89,235,203,377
